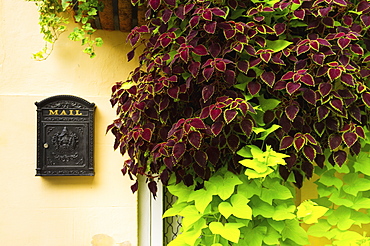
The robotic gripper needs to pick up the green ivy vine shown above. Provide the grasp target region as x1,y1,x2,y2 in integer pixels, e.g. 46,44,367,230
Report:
28,0,104,59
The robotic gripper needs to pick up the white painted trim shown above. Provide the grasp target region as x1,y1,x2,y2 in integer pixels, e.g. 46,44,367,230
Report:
138,177,163,246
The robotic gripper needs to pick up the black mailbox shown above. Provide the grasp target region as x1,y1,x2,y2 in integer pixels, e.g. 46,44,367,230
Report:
35,95,95,176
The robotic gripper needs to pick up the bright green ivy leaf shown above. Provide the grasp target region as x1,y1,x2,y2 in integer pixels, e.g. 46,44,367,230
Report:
351,210,370,226
256,124,281,141
318,169,343,189
239,159,269,173
267,219,285,233
237,178,262,198
343,173,370,196
329,189,354,207
163,202,188,218
209,222,244,243
236,146,253,158
208,171,243,200
167,182,194,203
240,225,266,246
327,206,354,230
272,203,296,221
353,152,370,176
219,202,233,219
245,167,274,178
251,198,275,218
281,219,309,245
331,229,364,246
258,96,281,111
297,200,329,224
266,40,293,53
351,197,370,210
307,219,332,237
179,205,203,230
187,186,216,214
260,178,293,205
231,194,253,220
263,226,281,245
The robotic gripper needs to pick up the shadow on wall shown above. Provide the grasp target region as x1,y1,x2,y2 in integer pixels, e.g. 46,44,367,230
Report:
91,234,131,246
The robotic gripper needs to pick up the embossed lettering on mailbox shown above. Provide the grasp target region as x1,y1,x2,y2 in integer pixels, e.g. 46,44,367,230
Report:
35,95,95,176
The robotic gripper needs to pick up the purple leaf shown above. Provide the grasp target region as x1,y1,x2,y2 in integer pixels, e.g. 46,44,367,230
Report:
173,142,186,160
294,9,305,20
188,61,201,77
351,44,364,56
237,61,249,73
204,21,217,34
317,105,330,121
285,104,299,121
131,180,139,193
203,67,214,81
224,109,237,124
188,131,202,149
164,0,175,6
338,38,351,49
193,45,208,56
319,6,331,16
274,23,286,36
329,134,342,150
202,9,213,21
300,74,315,86
210,107,222,121
127,49,135,62
194,150,208,167
333,150,347,166
148,0,161,11
303,145,316,163
207,147,220,166
330,99,343,112
297,45,310,55
161,37,172,48
247,81,261,95
209,42,221,58
282,71,294,80
343,15,353,26
224,70,236,85
356,126,365,139
190,16,200,28
249,57,262,67
357,0,370,12
224,29,236,39
361,15,370,27
286,82,301,95
261,52,272,63
280,136,294,150
190,118,207,129
211,121,223,136
362,92,370,108
240,118,253,136
168,86,180,99
142,128,152,142
180,49,189,62
212,8,226,17
343,132,358,148
294,137,305,151
322,17,334,27
227,135,240,153
313,53,325,65
303,89,316,105
202,84,214,103
328,68,342,81
200,106,210,119
319,83,332,97
261,71,275,87
215,60,226,72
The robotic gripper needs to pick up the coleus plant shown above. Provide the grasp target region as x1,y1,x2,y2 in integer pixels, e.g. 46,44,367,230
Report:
108,0,370,195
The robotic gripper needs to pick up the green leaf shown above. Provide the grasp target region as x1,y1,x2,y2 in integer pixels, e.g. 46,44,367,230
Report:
230,194,252,220
260,178,293,205
342,173,370,196
245,167,274,178
167,182,194,203
281,219,309,245
178,205,203,230
258,96,281,111
209,222,244,243
263,226,281,245
327,206,354,230
251,197,275,218
237,178,262,198
266,40,293,53
353,152,370,175
219,202,233,219
237,146,253,158
267,219,285,233
188,183,217,213
208,171,242,200
240,225,266,246
329,189,354,207
272,203,296,221
307,219,332,237
318,169,343,189
351,197,370,210
256,124,281,141
163,202,188,218
297,200,329,224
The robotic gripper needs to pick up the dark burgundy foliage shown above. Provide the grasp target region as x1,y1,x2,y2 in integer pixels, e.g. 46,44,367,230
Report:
110,0,370,194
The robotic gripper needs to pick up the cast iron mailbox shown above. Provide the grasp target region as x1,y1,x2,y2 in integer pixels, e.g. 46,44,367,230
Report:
35,95,95,176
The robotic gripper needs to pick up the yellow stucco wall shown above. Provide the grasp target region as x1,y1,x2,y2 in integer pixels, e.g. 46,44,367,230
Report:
0,1,138,245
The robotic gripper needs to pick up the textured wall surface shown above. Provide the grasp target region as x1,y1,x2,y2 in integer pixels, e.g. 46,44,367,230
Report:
0,1,137,245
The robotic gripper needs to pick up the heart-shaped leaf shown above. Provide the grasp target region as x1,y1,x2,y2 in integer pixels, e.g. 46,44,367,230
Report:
343,132,358,148
338,38,351,49
188,131,202,149
227,134,240,152
303,89,316,105
362,92,370,108
194,150,208,167
190,118,207,129
210,107,222,121
329,134,342,150
203,67,214,81
173,142,186,160
261,71,275,87
286,82,301,95
333,150,347,166
294,137,305,151
280,136,294,150
317,105,330,121
237,61,249,73
285,104,299,121
204,21,217,34
211,121,224,136
193,44,208,56
224,109,238,124
328,68,342,81
303,145,316,163
341,73,354,87
202,84,214,103
247,81,261,95
274,23,286,36
240,118,253,136
330,99,344,112
300,74,315,86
